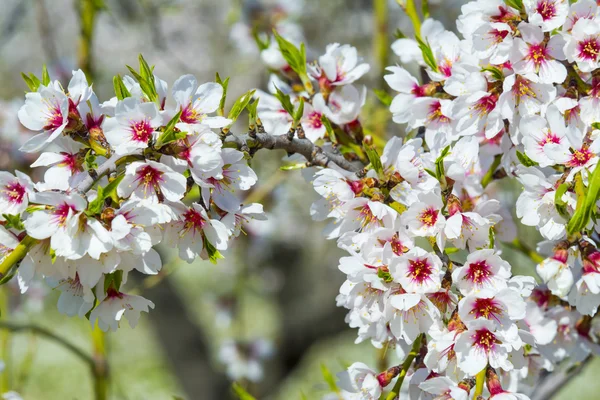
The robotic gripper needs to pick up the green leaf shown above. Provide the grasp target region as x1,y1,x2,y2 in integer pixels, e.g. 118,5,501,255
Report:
251,29,270,52
321,115,337,144
373,89,393,107
394,28,406,39
273,86,295,116
2,214,25,231
516,150,539,167
422,0,430,19
273,31,307,77
365,146,383,176
216,73,230,117
41,64,51,86
567,165,600,235
87,186,106,215
481,67,504,81
247,98,259,124
113,75,131,100
85,149,98,170
21,72,41,92
156,109,184,147
505,0,523,10
415,36,438,73
227,89,256,124
293,97,304,126
554,182,570,219
435,145,451,180
232,383,256,400
126,54,158,102
321,364,339,394
205,239,224,264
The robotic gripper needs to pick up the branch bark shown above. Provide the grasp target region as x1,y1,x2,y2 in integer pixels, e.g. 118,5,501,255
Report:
224,132,365,174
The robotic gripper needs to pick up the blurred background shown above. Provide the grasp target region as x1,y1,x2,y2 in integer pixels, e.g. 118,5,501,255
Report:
0,0,598,399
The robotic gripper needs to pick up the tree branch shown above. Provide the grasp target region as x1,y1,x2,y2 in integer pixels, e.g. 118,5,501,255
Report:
224,132,365,174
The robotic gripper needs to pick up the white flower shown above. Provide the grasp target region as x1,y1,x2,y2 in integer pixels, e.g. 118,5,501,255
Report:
452,249,511,295
103,97,162,155
390,247,443,294
458,288,527,332
336,362,382,400
0,171,33,218
524,0,569,32
510,22,567,83
172,75,231,128
317,85,366,125
118,160,187,203
311,43,370,86
564,18,600,72
18,82,69,153
455,320,524,375
90,288,155,332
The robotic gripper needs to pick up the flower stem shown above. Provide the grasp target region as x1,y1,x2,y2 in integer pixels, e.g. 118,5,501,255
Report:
0,236,37,282
382,333,422,400
474,367,486,397
91,325,109,400
396,0,422,39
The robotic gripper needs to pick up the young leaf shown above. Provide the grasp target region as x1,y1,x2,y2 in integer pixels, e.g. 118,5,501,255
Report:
156,109,184,147
516,150,539,167
321,364,340,394
205,239,224,264
113,75,131,100
87,186,106,216
415,36,438,72
373,88,393,107
232,383,256,400
365,146,383,176
567,165,600,235
272,31,306,77
2,214,25,231
21,73,41,92
251,29,270,52
321,115,338,144
216,73,230,117
554,183,570,220
227,89,256,124
293,97,305,126
273,86,295,116
247,98,260,124
42,64,51,86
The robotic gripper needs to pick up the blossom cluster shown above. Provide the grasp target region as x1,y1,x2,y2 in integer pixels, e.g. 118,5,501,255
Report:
3,0,600,397
0,65,265,332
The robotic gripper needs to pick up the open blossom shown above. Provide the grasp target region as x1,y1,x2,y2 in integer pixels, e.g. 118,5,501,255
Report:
452,249,511,295
390,247,443,294
336,362,382,400
172,75,230,128
524,0,569,32
564,18,600,72
18,82,69,153
90,288,155,332
0,171,33,218
103,97,162,155
118,160,187,203
310,43,370,86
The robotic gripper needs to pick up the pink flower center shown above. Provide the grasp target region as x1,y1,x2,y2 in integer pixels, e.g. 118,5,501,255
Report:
473,94,498,116
567,147,593,167
356,204,381,229
181,105,202,124
427,101,451,125
464,260,493,286
489,29,509,45
307,111,323,129
2,181,26,205
44,102,64,131
527,44,549,67
130,119,153,143
411,84,426,97
418,207,438,227
59,152,80,174
578,38,600,61
539,131,562,147
512,75,536,102
390,233,408,255
472,328,499,353
407,258,434,284
536,0,556,21
439,59,453,78
53,202,77,226
183,207,206,234
470,298,503,322
135,165,164,194
490,6,519,23
348,180,364,195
